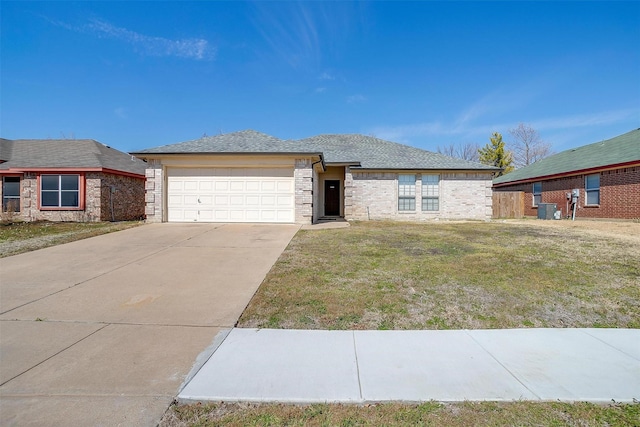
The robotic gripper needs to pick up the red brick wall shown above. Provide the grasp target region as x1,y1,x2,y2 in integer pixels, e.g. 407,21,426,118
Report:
494,165,640,220
94,173,146,221
2,172,144,222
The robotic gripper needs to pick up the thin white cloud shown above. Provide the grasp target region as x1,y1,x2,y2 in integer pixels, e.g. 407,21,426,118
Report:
531,109,638,131
114,107,127,119
46,16,214,60
315,87,327,93
347,94,366,104
251,2,357,71
89,19,213,60
368,108,638,146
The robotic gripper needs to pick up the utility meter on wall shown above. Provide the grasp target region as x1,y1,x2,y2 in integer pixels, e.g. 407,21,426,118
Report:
571,189,579,204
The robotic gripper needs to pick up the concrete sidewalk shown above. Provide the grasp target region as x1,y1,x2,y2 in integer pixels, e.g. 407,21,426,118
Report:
179,328,640,404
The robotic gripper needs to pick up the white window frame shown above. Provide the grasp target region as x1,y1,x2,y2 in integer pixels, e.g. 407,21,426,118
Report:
398,174,416,211
421,174,440,211
585,174,600,205
532,182,542,207
40,174,81,208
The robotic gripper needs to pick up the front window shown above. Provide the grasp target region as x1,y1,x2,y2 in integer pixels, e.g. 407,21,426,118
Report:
398,174,416,211
422,174,440,211
2,177,21,212
532,182,542,206
585,174,600,205
41,175,80,208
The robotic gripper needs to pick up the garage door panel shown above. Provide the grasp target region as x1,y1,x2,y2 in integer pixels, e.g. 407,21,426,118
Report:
229,181,244,192
261,181,276,191
198,195,214,206
214,210,229,220
214,195,229,205
229,195,244,206
167,167,294,223
246,181,260,191
199,181,213,191
277,210,293,221
215,181,229,191
277,195,293,206
277,181,293,191
183,181,198,191
261,196,275,206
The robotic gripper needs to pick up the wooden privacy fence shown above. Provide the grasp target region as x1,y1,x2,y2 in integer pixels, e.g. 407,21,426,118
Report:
492,191,524,218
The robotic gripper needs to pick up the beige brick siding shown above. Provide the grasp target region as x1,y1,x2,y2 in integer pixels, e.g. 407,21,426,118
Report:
4,172,144,222
144,161,163,223
347,170,493,221
294,159,313,224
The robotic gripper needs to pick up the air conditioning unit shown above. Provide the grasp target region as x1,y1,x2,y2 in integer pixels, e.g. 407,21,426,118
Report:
537,203,557,220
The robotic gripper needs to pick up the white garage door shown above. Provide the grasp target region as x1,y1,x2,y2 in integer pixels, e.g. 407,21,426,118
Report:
167,167,295,223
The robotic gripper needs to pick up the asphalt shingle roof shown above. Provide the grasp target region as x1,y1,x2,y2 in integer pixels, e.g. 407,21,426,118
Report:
298,134,496,170
0,139,147,176
493,128,640,185
133,130,313,155
133,130,497,171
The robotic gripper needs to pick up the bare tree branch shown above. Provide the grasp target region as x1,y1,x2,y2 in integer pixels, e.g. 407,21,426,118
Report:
437,142,480,162
508,123,553,168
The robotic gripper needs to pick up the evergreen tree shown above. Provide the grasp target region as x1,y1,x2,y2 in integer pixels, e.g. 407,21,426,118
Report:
478,132,514,176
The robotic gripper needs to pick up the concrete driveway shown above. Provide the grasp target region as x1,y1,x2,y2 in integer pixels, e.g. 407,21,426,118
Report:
0,223,299,426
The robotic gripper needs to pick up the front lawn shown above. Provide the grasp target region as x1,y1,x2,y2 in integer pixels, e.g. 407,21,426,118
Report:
0,220,143,257
238,221,640,330
161,401,640,427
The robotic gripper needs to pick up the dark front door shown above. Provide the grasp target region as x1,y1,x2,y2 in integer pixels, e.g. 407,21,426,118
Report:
324,180,340,216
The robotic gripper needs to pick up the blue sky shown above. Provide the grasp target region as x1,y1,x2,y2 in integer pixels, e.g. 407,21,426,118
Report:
2,1,639,154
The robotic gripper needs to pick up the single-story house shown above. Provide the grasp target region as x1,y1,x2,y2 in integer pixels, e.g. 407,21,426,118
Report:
0,139,147,222
493,128,640,220
131,130,499,224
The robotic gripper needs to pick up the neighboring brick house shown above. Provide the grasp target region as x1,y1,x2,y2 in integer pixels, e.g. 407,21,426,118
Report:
0,139,147,222
493,128,640,220
132,130,498,224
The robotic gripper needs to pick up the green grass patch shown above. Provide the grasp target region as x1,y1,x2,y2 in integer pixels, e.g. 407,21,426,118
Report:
160,401,640,426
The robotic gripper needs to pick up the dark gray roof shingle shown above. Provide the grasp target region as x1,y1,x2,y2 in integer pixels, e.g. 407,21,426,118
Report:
134,129,497,171
133,130,315,154
298,134,496,170
493,128,640,185
0,139,147,176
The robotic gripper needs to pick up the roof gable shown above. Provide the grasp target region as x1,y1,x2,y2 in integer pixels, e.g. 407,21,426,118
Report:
0,139,147,176
494,128,640,185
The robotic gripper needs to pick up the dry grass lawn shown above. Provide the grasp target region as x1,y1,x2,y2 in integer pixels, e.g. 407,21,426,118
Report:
0,220,144,257
161,401,640,427
166,219,640,426
238,220,640,330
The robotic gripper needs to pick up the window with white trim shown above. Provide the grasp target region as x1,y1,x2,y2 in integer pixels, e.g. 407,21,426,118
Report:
41,175,80,208
585,174,600,205
532,182,542,206
398,174,416,211
421,174,440,211
2,177,21,212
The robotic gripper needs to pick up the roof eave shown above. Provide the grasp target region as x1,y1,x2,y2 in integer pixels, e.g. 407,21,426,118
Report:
0,167,145,178
131,151,324,157
351,167,500,171
493,160,640,187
